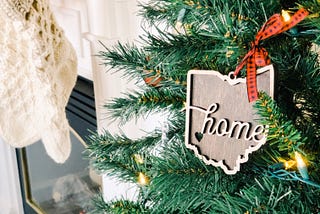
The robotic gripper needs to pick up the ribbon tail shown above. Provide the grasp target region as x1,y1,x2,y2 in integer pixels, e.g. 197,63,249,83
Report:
255,47,269,67
234,49,255,76
246,56,258,102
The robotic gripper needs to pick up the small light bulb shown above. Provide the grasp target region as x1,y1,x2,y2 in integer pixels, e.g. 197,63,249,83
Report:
138,172,149,186
181,102,187,112
295,151,309,180
282,10,291,22
133,154,144,164
175,21,183,31
284,160,296,169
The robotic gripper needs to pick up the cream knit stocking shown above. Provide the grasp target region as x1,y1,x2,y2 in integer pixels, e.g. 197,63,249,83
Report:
0,0,77,163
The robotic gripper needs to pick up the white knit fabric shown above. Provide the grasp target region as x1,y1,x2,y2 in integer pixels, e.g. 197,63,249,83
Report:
0,0,77,163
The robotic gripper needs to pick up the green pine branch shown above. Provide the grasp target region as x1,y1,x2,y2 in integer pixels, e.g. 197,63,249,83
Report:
254,92,307,158
254,92,320,186
85,130,159,182
138,0,186,26
144,139,244,213
85,110,185,182
98,42,148,81
89,194,149,214
300,0,320,44
211,176,320,214
104,87,185,124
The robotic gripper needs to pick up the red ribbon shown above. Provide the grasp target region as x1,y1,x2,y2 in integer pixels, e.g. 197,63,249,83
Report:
234,8,309,102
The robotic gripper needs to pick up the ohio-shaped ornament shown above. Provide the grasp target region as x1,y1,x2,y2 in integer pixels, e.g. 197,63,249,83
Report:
185,65,274,174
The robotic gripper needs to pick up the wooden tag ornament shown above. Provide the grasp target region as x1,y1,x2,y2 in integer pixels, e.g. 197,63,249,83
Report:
185,65,274,174
143,69,162,87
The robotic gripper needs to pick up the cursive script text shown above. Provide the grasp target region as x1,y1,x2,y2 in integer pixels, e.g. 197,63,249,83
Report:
190,103,265,143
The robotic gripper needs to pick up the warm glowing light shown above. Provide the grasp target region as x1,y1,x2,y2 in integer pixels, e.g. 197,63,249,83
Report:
282,10,291,22
181,102,187,112
133,154,144,164
295,152,306,167
284,160,296,169
175,21,183,32
295,151,309,179
278,157,296,169
138,172,149,185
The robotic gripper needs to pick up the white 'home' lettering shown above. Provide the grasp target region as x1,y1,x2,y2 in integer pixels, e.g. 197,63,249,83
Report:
190,103,265,143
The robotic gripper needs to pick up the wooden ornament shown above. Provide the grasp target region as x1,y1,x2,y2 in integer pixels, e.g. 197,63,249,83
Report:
143,69,162,87
185,65,274,174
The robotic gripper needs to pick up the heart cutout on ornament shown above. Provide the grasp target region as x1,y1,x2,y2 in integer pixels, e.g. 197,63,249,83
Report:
195,132,203,142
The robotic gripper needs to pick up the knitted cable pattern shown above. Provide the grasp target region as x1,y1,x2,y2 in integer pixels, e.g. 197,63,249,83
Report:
0,0,77,163
0,0,33,20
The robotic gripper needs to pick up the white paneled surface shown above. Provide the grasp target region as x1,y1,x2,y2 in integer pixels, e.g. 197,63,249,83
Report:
83,0,149,202
51,0,93,80
52,0,159,203
0,140,23,214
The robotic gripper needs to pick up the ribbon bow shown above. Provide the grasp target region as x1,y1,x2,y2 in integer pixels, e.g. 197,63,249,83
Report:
234,8,309,102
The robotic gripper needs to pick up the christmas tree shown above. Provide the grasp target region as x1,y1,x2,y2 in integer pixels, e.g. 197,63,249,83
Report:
86,0,320,213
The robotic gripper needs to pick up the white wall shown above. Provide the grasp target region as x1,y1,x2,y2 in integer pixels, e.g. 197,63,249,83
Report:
84,0,163,202
52,0,162,203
